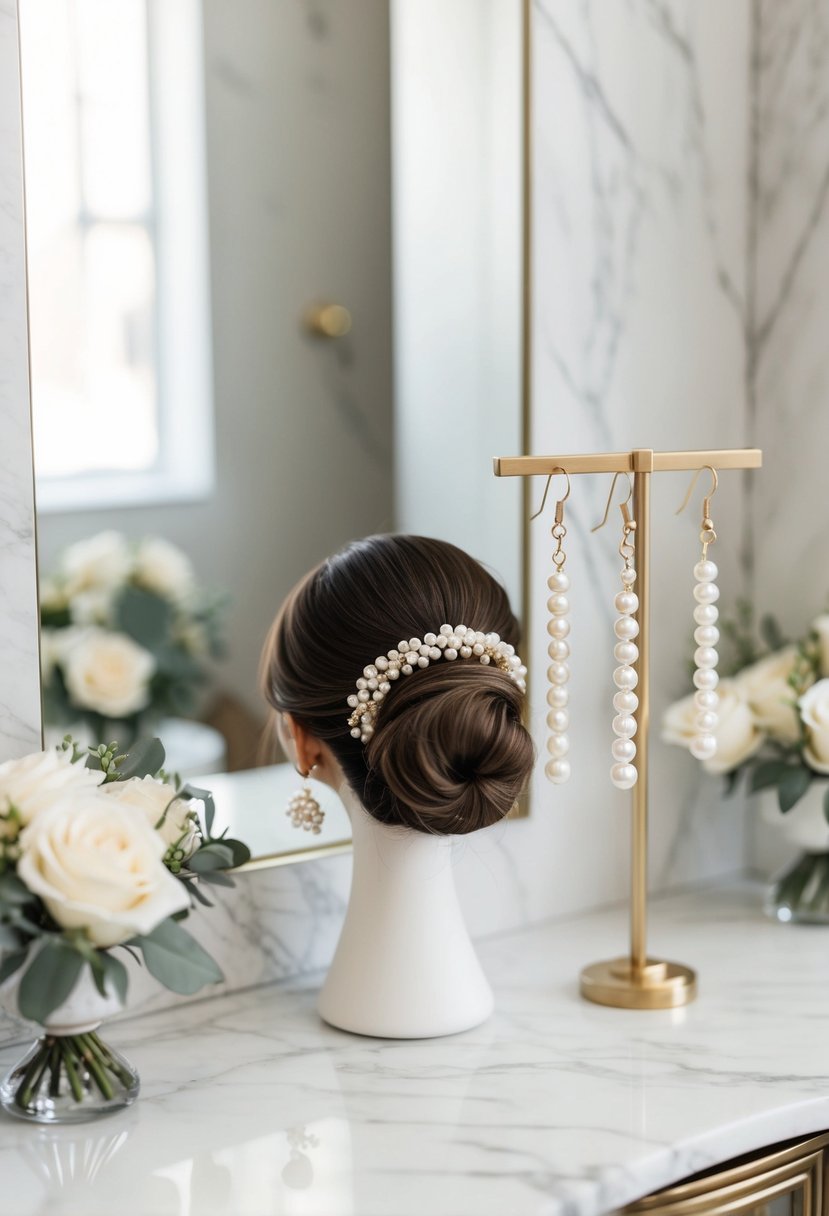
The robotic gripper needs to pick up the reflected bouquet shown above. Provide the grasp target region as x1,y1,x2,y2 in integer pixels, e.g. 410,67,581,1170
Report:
0,735,249,1121
40,531,226,742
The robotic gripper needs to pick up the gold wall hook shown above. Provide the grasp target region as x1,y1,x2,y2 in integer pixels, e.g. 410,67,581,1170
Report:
591,471,633,533
303,302,352,339
530,466,570,521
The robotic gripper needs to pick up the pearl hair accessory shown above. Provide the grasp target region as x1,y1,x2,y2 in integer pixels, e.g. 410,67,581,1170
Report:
345,625,527,744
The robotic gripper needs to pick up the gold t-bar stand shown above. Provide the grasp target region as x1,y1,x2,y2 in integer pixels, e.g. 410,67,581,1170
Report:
494,448,762,1009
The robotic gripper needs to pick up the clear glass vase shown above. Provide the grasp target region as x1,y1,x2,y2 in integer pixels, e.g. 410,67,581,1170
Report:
0,1028,139,1123
764,851,829,924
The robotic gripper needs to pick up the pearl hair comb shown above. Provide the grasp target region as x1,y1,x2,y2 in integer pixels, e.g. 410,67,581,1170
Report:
346,624,527,744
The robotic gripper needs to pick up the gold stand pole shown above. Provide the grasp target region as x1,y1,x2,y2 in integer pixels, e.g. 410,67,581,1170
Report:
494,447,762,1010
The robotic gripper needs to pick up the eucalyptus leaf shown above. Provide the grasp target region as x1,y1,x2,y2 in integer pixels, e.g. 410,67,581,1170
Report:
221,838,251,867
749,760,793,793
759,613,786,652
0,947,29,987
0,873,33,906
0,923,22,950
131,919,223,994
115,737,166,782
115,586,173,649
18,941,85,1023
778,766,812,814
194,869,234,888
99,952,129,1004
187,843,235,873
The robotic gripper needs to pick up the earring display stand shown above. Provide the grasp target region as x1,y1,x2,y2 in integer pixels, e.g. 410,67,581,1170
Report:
494,448,762,1009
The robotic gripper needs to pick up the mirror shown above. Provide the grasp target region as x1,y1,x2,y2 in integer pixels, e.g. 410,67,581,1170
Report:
18,0,525,865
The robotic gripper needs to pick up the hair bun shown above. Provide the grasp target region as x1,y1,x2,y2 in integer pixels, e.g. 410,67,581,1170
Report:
364,663,534,834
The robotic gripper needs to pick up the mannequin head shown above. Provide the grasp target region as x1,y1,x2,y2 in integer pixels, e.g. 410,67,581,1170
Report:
261,535,534,834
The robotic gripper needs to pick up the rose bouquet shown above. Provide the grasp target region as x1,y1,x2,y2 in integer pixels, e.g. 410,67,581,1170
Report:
40,531,226,743
663,606,829,921
0,735,250,1121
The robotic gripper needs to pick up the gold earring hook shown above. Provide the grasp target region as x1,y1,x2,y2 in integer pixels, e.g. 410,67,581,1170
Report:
530,467,571,522
675,465,718,517
591,471,633,533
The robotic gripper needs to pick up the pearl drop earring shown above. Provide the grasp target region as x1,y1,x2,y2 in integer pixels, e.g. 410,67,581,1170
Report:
592,473,639,790
286,766,325,833
532,467,572,784
676,466,720,763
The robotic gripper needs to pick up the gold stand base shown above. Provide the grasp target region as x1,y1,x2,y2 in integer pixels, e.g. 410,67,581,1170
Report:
579,957,697,1010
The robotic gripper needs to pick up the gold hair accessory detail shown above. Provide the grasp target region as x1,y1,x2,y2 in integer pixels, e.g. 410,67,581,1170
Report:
346,625,527,744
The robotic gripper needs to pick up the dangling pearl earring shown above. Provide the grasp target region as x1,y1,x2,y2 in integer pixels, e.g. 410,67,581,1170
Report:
532,467,573,785
286,766,325,834
676,467,720,763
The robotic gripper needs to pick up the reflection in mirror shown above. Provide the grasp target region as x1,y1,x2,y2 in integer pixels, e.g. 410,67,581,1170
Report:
19,0,523,864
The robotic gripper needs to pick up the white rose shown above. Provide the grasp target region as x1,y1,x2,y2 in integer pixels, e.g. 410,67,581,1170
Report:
68,588,113,626
799,679,829,773
62,629,156,719
702,683,764,774
734,647,805,745
812,615,829,678
105,776,200,859
133,538,195,605
662,681,764,774
0,748,98,828
17,792,190,947
61,531,132,597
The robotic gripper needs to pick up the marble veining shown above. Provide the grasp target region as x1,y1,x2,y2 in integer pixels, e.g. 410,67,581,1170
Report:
1,885,828,1216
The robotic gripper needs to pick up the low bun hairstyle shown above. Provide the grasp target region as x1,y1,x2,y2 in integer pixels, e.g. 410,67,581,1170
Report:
262,535,534,834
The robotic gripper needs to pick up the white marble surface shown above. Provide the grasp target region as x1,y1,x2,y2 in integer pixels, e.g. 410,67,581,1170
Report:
0,1,42,761
2,883,829,1216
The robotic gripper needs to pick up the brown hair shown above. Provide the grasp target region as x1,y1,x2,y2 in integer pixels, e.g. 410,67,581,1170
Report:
261,535,534,834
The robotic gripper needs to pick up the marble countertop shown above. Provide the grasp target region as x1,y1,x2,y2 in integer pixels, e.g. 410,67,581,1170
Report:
3,882,829,1216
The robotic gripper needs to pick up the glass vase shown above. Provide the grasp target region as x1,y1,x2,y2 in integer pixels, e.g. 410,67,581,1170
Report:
764,850,829,925
0,1028,139,1123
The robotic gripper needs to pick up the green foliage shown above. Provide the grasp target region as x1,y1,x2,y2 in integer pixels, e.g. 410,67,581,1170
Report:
778,766,812,813
130,918,223,995
17,940,86,1024
115,586,173,650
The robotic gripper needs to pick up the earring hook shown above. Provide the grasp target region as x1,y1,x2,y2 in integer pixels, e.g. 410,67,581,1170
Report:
675,466,718,517
591,471,633,533
530,467,571,521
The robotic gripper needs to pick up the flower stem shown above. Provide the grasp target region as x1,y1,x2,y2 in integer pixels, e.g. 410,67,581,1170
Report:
62,1040,85,1104
15,1040,52,1111
82,1032,134,1090
71,1035,114,1101
48,1040,62,1099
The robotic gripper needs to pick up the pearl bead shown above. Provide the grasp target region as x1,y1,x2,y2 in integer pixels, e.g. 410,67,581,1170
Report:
379,681,390,693
612,713,637,738
694,625,719,647
611,763,637,790
387,667,400,680
693,603,719,626
614,616,639,641
447,635,460,649
690,734,717,760
456,625,468,636
620,567,637,585
424,633,437,646
460,645,472,658
357,689,370,702
547,686,568,709
614,641,638,665
693,581,720,605
367,677,378,690
549,594,569,616
548,662,569,685
376,656,389,670
408,638,421,652
694,689,718,711
485,633,500,646
614,665,638,690
439,625,453,636
545,758,571,784
356,678,368,690
417,656,429,668
693,668,719,690
350,727,361,739
694,645,718,669
615,591,639,615
401,663,413,675
347,694,359,708
429,647,441,660
613,690,639,714
612,737,636,763
547,733,570,757
695,710,718,732
445,648,458,660
547,616,570,639
479,654,491,665
472,642,485,655
547,639,569,661
693,560,718,583
547,709,569,733
547,571,570,592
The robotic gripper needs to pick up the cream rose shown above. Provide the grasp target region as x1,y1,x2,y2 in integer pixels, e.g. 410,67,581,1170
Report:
68,588,113,626
662,680,764,774
62,629,155,718
60,531,132,597
106,776,200,859
0,748,98,828
17,793,189,947
799,679,829,773
133,538,195,605
812,615,829,678
734,647,805,745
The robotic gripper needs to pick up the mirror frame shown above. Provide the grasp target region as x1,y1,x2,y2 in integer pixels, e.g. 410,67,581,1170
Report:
1,0,532,867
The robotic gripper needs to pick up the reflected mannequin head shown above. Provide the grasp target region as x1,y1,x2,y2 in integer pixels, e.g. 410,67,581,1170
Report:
262,535,534,835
